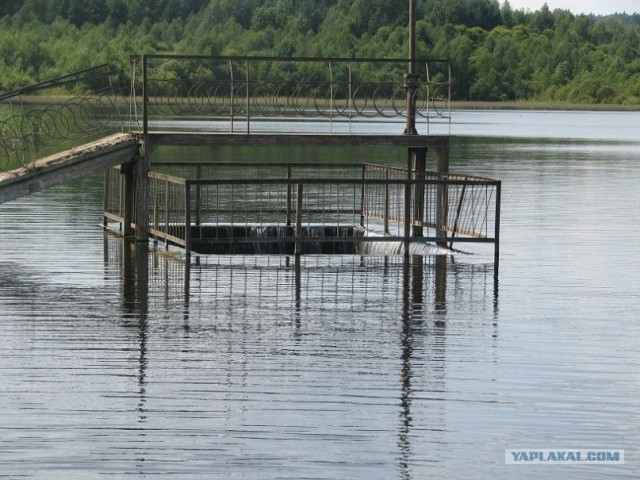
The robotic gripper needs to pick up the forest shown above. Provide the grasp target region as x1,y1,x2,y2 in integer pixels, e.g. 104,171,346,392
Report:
1,0,640,105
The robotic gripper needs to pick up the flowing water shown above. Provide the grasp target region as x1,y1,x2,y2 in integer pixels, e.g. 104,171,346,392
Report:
1,111,639,479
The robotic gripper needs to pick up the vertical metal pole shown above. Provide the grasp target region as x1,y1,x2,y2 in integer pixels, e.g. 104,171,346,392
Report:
103,169,109,228
404,0,418,135
136,55,150,244
119,171,124,233
185,181,192,256
245,59,250,134
348,61,353,134
286,164,293,226
195,165,201,228
229,60,234,133
360,165,366,227
404,154,412,256
435,141,450,247
448,61,452,135
164,178,169,251
152,179,158,246
494,181,501,270
329,61,334,133
295,183,303,255
123,162,135,237
411,148,427,237
135,151,150,243
142,55,148,137
408,0,416,75
384,169,390,234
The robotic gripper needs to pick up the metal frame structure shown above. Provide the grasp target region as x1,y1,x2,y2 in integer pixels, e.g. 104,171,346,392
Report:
104,162,500,261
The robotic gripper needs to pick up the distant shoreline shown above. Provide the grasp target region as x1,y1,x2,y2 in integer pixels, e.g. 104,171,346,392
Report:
450,100,640,112
5,96,640,114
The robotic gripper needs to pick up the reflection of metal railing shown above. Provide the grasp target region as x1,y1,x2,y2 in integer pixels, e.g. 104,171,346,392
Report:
104,163,500,259
133,55,451,135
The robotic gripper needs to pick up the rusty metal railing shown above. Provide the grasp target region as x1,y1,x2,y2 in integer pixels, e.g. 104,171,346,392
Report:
131,55,451,135
104,162,500,260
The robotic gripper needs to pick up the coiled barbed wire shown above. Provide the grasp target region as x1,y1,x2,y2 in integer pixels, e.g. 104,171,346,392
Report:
0,92,126,172
143,79,448,120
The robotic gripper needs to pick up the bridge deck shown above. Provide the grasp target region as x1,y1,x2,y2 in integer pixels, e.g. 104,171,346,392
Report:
0,133,140,204
145,132,449,149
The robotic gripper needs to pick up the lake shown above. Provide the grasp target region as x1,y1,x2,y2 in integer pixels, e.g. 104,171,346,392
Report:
1,110,638,479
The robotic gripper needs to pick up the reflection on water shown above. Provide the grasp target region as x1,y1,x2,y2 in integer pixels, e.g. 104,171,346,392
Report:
85,235,498,478
107,236,498,326
2,112,639,478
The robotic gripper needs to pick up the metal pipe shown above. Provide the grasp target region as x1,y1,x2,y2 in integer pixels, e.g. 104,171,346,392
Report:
404,0,418,135
408,0,416,75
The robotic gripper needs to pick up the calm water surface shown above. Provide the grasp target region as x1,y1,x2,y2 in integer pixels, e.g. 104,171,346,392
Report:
1,111,639,479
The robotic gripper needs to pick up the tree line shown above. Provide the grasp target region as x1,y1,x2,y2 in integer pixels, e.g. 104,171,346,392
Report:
1,0,640,104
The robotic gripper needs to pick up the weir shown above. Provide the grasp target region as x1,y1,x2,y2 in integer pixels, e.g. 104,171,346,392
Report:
0,54,501,265
104,161,500,261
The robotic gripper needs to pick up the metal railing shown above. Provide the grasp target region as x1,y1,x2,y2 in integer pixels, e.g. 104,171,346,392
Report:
104,162,500,259
132,55,451,135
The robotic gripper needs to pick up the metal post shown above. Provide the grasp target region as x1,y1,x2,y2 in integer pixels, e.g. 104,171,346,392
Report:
295,183,303,255
360,164,366,227
142,55,148,137
435,141,450,247
411,148,427,237
286,164,292,226
195,165,201,228
135,149,150,243
122,162,135,237
494,181,501,269
152,179,158,246
245,59,250,134
404,0,418,135
229,60,234,132
404,159,412,257
408,0,416,74
103,170,109,228
384,169,390,234
136,55,151,244
164,178,169,250
185,181,192,256
348,61,353,134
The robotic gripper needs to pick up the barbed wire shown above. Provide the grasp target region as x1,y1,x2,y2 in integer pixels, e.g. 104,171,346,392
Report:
142,79,448,119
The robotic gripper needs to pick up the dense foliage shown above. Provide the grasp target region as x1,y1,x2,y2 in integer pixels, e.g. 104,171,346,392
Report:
2,0,640,104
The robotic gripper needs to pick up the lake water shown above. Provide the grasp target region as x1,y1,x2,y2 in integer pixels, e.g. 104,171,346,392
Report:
1,111,639,479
